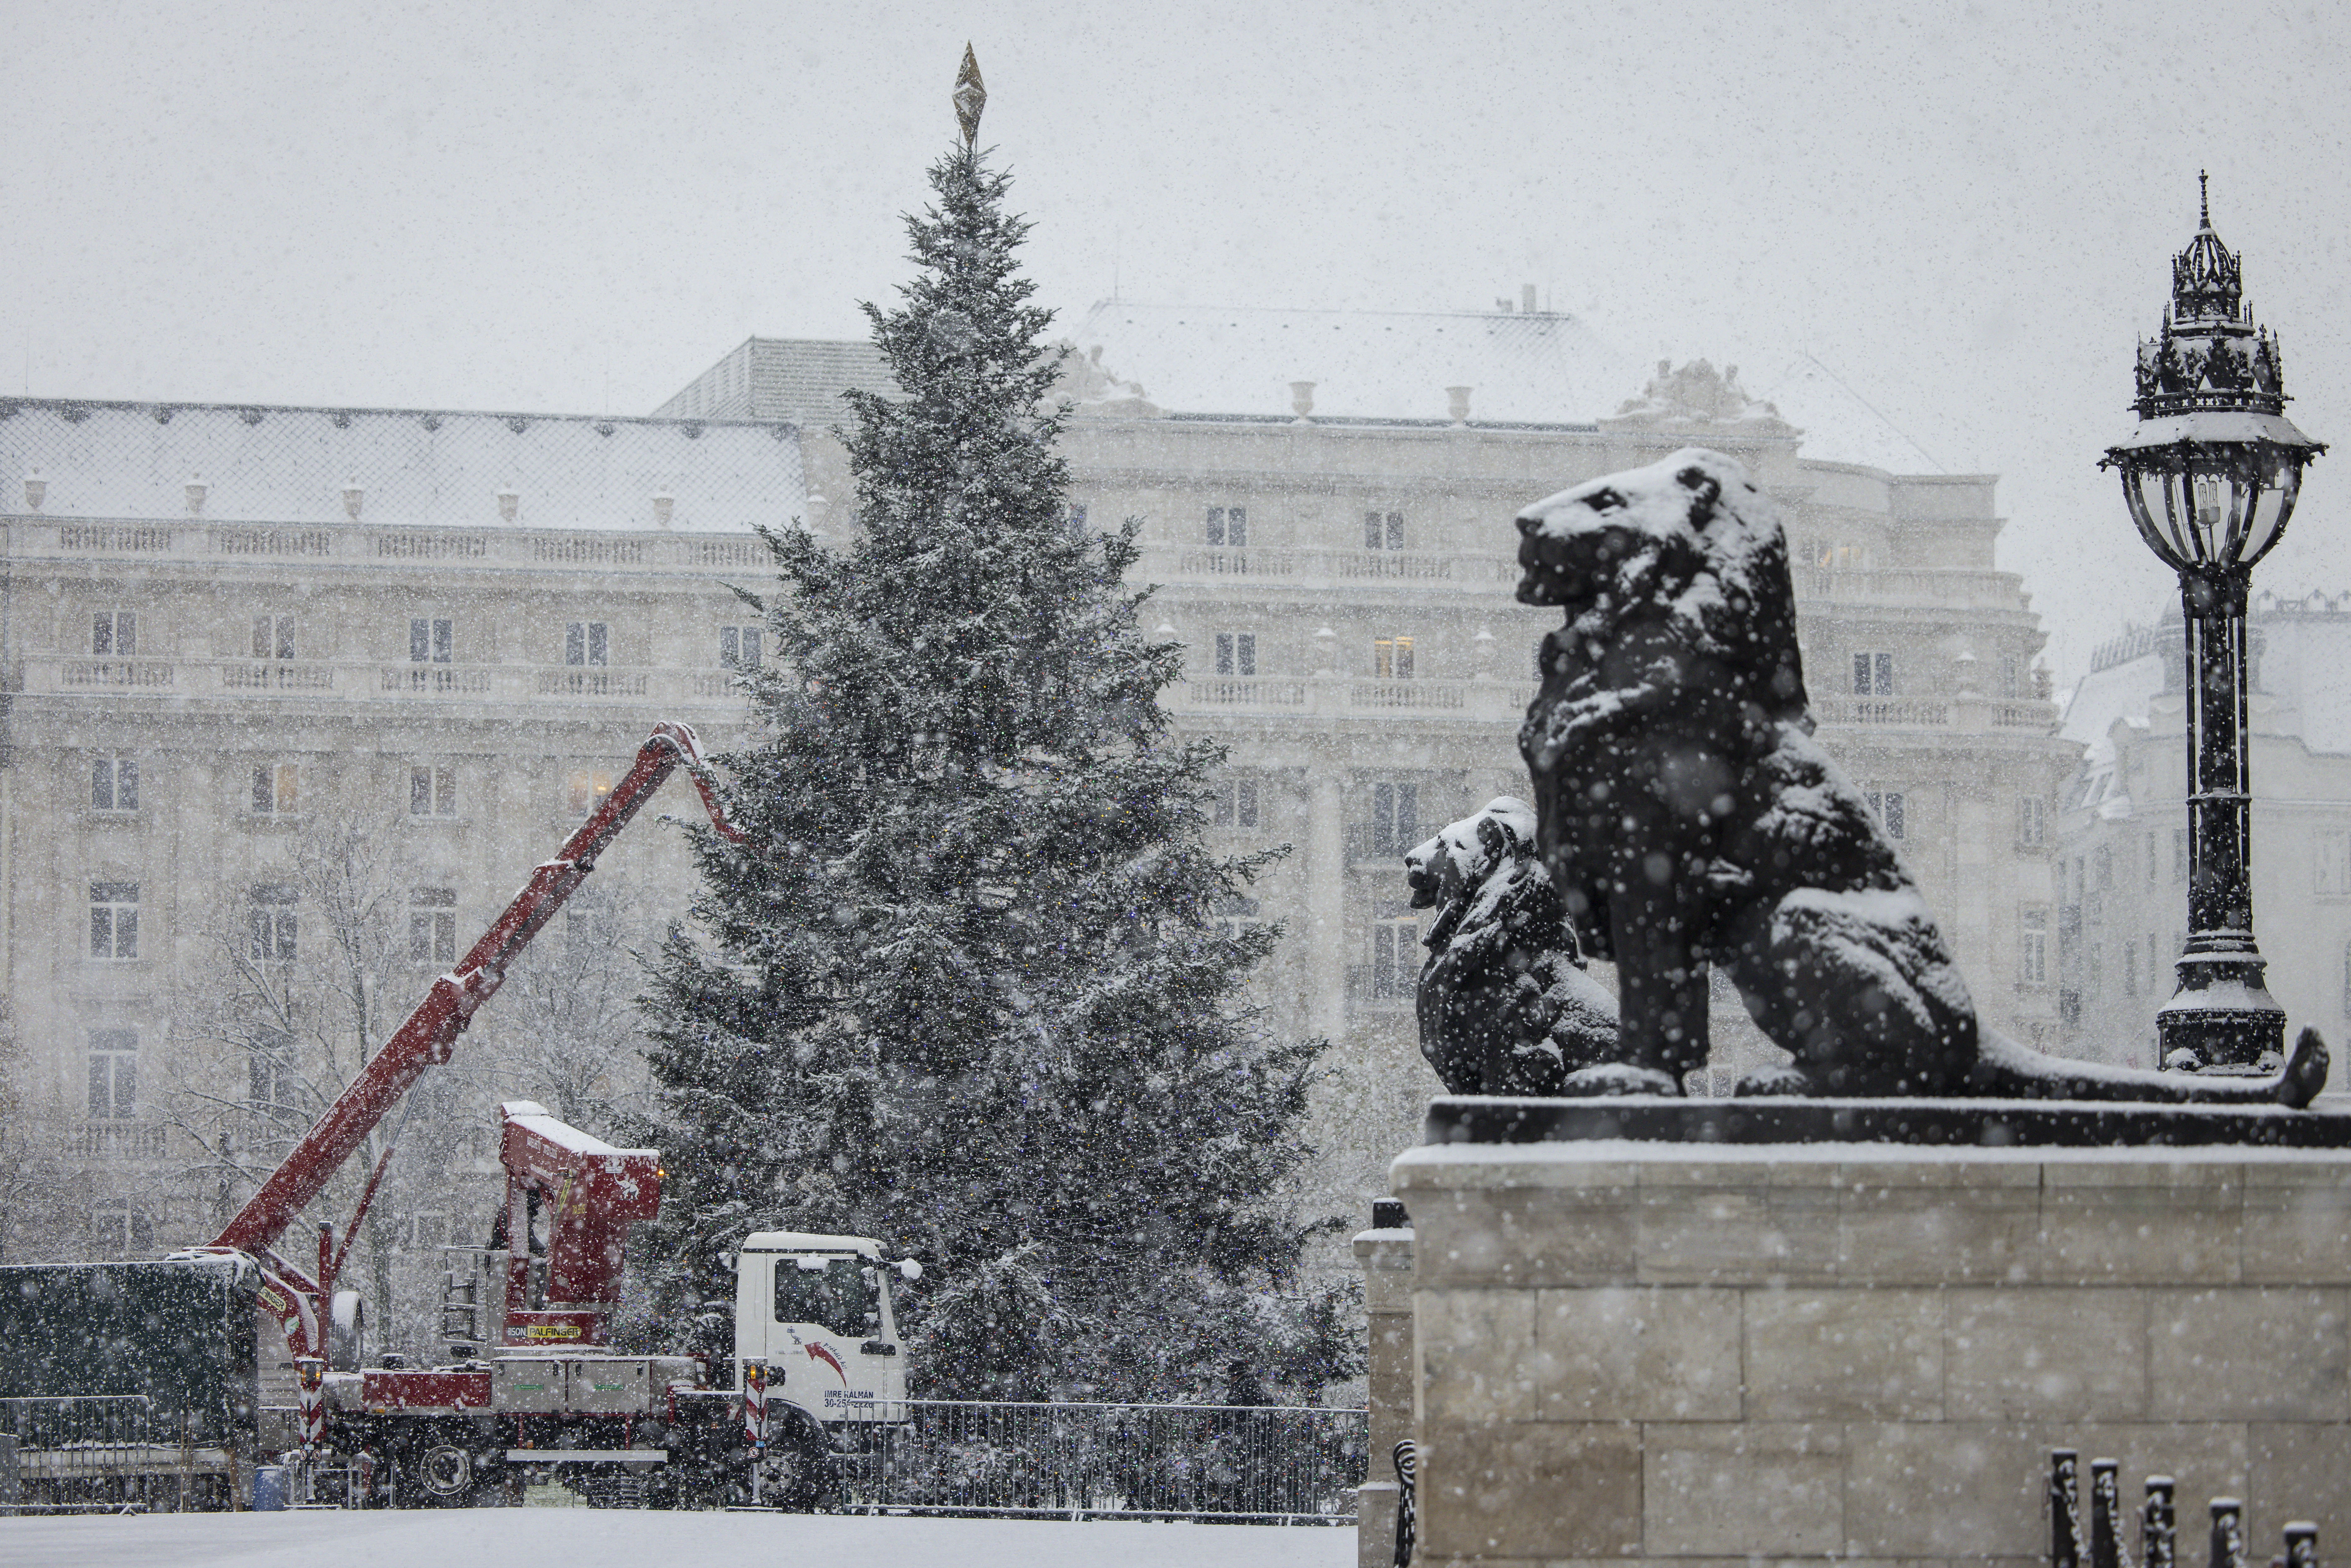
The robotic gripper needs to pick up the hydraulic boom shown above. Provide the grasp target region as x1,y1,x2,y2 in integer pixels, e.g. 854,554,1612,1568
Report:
213,721,742,1258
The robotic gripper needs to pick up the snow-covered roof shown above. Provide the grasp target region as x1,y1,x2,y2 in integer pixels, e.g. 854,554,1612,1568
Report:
739,1231,884,1257
1752,353,1945,475
2059,647,2168,770
0,398,804,534
1061,300,1640,426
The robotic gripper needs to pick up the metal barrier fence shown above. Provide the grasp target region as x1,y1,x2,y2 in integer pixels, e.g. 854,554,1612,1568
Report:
0,1396,235,1514
834,1400,1367,1523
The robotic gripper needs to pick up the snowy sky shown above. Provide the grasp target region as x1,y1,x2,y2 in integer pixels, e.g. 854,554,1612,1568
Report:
7,0,2351,683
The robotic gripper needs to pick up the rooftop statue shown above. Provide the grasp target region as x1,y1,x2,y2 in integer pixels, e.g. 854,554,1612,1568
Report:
1404,797,1619,1095
1513,447,2326,1104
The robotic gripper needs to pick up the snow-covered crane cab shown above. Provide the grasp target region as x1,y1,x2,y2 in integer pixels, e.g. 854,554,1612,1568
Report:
732,1232,916,1424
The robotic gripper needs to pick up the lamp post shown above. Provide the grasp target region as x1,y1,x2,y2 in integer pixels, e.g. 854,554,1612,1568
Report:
2100,176,2326,1071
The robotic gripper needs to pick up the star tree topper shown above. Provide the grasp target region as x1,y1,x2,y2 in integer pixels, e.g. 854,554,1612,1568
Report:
953,44,986,148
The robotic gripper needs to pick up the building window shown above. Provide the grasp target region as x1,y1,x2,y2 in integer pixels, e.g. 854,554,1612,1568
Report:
90,882,138,960
2149,934,2166,993
251,763,300,816
411,764,457,818
1371,917,1419,999
247,885,297,963
2095,845,2114,891
249,1029,299,1113
92,755,138,813
1214,633,1256,677
720,626,763,671
1213,779,1259,829
2019,908,2049,986
2089,944,2103,990
1369,781,1419,856
2001,654,2022,698
2071,857,2086,903
1374,636,1414,680
253,614,296,660
2018,795,2045,848
88,1029,138,1119
410,617,453,664
92,609,138,657
566,621,609,667
2174,828,2189,884
89,1202,155,1260
2342,944,2351,1019
1852,652,1895,697
1211,895,1262,943
410,888,458,967
2319,832,2351,896
1865,791,1906,841
2124,942,2138,997
1206,505,1247,547
566,769,614,817
1364,510,1406,550
2146,833,2158,884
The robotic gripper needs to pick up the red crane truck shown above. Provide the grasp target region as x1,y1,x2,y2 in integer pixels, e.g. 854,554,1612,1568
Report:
0,722,916,1510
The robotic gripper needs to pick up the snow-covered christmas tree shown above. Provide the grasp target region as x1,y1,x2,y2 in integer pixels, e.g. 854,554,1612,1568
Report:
629,131,1353,1402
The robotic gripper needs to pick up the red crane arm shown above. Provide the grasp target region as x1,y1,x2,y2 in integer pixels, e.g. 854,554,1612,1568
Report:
213,721,743,1257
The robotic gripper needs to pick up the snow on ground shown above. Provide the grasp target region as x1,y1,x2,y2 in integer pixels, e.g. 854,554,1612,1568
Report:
0,1508,1358,1568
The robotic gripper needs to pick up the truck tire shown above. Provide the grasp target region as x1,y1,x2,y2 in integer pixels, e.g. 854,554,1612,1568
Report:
762,1408,839,1512
407,1440,478,1507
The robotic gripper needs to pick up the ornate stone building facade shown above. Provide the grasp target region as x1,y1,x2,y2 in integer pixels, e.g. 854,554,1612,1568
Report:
2056,597,2351,1066
679,309,2076,1214
0,304,2074,1307
0,400,791,1326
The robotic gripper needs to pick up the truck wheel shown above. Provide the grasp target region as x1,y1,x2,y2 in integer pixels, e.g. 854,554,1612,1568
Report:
409,1441,476,1507
764,1421,838,1512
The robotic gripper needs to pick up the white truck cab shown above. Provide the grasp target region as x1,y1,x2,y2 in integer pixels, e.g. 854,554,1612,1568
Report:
733,1231,915,1423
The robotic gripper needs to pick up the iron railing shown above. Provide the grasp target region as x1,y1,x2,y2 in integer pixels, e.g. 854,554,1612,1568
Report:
833,1399,1367,1523
0,1395,235,1514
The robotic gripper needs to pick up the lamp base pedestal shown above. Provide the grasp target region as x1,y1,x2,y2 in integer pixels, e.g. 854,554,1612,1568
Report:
2157,957,2287,1070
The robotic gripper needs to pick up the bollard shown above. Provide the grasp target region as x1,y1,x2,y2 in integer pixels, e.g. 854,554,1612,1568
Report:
296,1357,326,1503
2283,1524,2318,1568
2052,1450,2084,1568
2144,1477,2178,1568
2210,1498,2246,1568
1391,1439,1417,1568
2091,1459,2125,1568
743,1360,768,1506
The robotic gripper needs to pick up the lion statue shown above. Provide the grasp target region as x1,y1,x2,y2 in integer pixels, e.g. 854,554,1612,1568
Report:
1404,797,1618,1094
1514,446,2326,1104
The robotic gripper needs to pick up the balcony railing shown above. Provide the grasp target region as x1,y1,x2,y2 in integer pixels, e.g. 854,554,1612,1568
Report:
1143,546,1519,589
22,517,776,573
63,1122,169,1160
1165,675,1518,721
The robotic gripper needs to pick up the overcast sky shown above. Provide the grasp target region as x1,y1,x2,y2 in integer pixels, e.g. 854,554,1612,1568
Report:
7,0,2349,683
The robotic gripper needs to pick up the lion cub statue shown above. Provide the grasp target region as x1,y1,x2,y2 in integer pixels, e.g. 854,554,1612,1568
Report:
1404,797,1619,1094
1514,446,2326,1104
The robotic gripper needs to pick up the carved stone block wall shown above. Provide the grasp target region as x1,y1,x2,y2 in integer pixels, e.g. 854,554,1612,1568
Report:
1391,1145,2351,1565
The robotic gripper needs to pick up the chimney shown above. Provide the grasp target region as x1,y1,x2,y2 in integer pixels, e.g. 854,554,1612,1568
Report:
342,480,364,520
1289,381,1316,423
185,476,207,516
1522,284,1539,315
497,488,519,523
652,492,674,529
23,472,46,513
1446,386,1472,425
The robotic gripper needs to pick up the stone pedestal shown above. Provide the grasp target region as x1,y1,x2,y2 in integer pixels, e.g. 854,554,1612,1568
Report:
1356,1219,1415,1568
1393,1140,2351,1565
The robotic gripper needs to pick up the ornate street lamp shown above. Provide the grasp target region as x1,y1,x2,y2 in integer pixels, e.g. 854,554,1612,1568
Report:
2101,176,2326,1071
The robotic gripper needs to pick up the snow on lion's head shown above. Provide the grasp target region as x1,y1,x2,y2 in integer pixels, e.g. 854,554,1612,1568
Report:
1513,446,1810,721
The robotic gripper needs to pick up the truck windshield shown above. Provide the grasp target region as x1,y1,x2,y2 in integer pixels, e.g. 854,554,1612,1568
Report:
772,1255,877,1338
